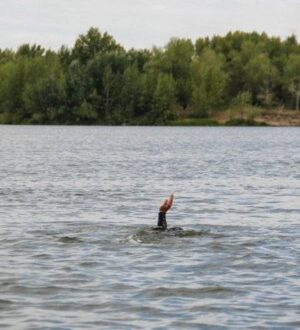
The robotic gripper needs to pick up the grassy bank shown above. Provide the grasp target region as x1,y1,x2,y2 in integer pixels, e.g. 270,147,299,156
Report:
0,108,299,126
169,118,219,126
168,108,300,126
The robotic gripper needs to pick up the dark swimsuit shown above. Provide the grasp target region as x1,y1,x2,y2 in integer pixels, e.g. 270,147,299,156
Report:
152,212,167,230
152,212,183,232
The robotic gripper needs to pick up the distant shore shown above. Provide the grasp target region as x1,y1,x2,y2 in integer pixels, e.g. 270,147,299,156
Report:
1,108,300,126
169,109,300,127
1,29,300,127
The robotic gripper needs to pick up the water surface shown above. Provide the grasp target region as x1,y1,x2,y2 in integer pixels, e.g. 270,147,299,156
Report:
0,126,299,329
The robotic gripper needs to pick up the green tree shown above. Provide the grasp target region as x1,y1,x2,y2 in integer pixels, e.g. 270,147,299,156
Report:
126,49,152,71
191,49,227,117
120,63,143,119
22,54,66,122
284,54,300,110
72,27,123,63
65,60,88,113
0,49,15,65
195,37,209,55
244,53,279,106
74,101,98,122
16,44,45,58
229,91,261,122
102,65,115,119
58,45,72,69
1,28,300,124
152,73,176,123
0,58,27,122
164,38,194,108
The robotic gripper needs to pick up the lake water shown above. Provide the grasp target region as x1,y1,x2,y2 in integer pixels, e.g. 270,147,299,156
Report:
0,126,300,329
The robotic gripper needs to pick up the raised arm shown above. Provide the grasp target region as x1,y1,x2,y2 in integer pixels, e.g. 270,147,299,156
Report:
167,193,174,210
159,193,174,213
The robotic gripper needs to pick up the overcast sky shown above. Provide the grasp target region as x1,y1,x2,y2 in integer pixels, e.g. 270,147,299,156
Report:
0,0,299,50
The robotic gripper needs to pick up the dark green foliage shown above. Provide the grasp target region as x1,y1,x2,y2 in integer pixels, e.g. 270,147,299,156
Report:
72,27,124,63
283,54,300,110
0,49,15,64
22,55,66,123
170,118,219,126
152,73,177,123
16,44,45,58
191,49,228,117
244,53,279,106
225,118,266,126
164,38,194,109
229,91,261,122
0,28,300,125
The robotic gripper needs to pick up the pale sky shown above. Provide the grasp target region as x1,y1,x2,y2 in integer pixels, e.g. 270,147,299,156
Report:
0,0,299,50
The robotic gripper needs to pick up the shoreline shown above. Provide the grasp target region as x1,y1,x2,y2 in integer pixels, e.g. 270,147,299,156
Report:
0,109,300,127
169,109,300,127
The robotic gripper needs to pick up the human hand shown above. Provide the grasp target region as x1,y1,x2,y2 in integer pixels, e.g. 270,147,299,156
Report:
159,193,174,213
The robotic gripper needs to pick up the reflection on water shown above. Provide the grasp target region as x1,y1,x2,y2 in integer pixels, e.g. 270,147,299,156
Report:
0,126,300,329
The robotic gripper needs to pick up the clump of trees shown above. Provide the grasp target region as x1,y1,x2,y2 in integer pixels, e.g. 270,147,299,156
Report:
0,28,299,124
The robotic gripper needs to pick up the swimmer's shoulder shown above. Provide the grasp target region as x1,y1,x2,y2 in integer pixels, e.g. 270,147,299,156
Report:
151,226,183,232
167,227,183,232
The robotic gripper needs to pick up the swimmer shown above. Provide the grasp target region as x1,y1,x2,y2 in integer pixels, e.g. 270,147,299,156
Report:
153,193,174,230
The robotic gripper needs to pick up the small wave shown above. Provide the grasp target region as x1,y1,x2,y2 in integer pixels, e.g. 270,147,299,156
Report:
0,299,13,305
79,261,102,267
56,236,82,244
138,286,237,299
10,285,63,295
127,227,208,244
32,253,52,259
0,299,14,312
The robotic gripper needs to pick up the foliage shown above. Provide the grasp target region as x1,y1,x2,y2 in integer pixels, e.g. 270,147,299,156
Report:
152,73,177,123
229,91,261,121
169,118,219,126
283,54,300,110
72,27,124,63
164,38,194,108
244,53,279,106
0,28,300,124
191,49,227,117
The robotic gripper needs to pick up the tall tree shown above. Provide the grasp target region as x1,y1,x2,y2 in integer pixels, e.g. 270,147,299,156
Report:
284,54,300,110
22,54,66,122
244,53,279,106
120,63,143,119
0,58,27,121
102,65,115,119
65,60,88,114
72,27,123,63
16,44,45,58
191,49,227,117
164,38,194,109
152,73,176,123
0,49,15,65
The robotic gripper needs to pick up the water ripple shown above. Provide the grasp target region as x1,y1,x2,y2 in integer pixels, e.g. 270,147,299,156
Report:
0,126,300,329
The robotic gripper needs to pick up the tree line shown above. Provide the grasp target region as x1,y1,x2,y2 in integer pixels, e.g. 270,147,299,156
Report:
0,28,299,124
